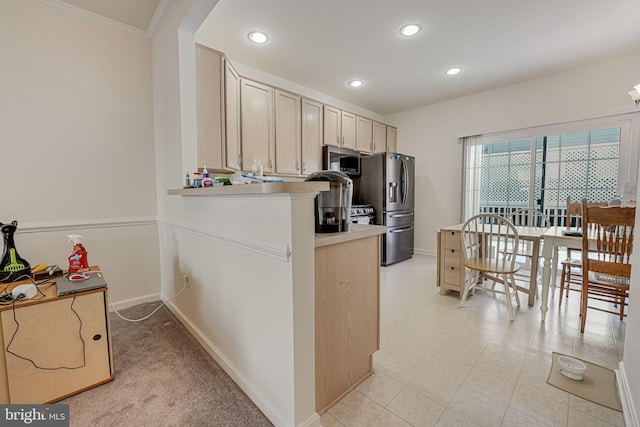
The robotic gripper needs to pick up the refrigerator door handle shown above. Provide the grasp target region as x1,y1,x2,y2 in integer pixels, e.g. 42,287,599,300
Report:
389,225,414,233
389,213,413,218
401,159,408,205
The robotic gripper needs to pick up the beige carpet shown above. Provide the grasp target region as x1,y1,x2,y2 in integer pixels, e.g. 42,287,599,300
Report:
61,301,272,426
547,352,622,411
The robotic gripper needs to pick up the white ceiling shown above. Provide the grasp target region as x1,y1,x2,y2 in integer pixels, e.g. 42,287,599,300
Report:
65,0,640,115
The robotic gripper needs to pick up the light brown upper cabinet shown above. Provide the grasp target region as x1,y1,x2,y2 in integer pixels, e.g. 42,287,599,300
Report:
275,90,302,175
224,60,242,170
341,111,357,150
386,126,397,153
241,79,275,173
302,98,323,175
356,116,373,154
323,105,341,147
195,43,400,170
372,121,387,154
323,106,356,150
195,44,224,170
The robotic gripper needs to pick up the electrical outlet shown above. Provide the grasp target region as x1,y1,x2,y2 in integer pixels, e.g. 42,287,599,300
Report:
183,274,190,288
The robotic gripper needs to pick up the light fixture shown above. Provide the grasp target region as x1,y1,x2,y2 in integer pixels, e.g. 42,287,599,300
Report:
248,31,268,44
399,24,421,37
629,83,640,107
445,67,462,75
348,80,363,88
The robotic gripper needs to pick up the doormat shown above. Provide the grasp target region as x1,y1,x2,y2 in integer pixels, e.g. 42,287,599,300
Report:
547,352,622,411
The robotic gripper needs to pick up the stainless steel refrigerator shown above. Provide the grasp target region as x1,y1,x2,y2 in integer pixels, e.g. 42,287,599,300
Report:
357,152,415,265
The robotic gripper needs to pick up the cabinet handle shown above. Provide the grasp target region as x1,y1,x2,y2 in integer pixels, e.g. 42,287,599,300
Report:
302,161,306,172
296,161,300,171
269,158,273,169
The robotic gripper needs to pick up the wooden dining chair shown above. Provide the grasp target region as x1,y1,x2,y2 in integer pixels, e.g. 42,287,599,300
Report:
580,200,635,333
505,208,549,298
559,197,608,306
460,213,521,321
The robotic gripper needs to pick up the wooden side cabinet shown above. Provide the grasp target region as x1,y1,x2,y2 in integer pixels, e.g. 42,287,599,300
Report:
437,227,466,296
0,281,113,404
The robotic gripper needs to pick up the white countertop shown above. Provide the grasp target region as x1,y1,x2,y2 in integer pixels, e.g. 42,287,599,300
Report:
314,224,386,248
168,181,329,196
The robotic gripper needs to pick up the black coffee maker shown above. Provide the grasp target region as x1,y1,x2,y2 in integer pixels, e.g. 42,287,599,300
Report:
305,171,353,233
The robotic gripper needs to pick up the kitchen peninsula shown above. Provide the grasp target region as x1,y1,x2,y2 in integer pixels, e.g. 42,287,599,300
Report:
166,182,384,425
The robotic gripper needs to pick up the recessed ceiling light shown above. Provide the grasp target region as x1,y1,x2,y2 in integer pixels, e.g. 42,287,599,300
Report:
248,31,268,44
445,67,462,75
348,80,363,88
399,24,421,37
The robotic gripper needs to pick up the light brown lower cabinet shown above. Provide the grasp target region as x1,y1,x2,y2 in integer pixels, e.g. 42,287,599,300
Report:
315,234,380,413
0,286,113,404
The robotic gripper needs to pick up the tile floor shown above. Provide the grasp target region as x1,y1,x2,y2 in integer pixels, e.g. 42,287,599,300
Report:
320,254,627,427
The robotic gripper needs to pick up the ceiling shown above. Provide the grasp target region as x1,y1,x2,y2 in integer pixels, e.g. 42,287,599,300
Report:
63,0,640,116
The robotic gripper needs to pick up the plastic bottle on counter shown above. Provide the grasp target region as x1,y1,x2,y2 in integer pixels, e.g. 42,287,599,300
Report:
202,165,213,187
252,159,264,177
192,172,203,187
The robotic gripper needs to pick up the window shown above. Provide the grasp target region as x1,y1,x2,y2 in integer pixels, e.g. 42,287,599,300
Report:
463,119,633,224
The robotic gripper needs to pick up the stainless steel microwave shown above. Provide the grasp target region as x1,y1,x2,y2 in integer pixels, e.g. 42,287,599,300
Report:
322,146,361,176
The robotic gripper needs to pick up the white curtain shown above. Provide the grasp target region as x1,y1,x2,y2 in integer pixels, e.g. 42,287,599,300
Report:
462,135,483,221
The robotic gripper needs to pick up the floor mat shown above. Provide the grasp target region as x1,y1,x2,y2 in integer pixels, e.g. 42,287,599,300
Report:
547,352,622,411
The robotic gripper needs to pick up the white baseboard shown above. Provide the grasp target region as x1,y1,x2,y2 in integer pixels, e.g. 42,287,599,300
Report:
108,292,161,312
297,413,321,427
163,299,317,427
617,362,638,427
414,248,437,257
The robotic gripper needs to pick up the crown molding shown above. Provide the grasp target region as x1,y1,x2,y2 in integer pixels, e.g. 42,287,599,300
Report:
38,0,150,41
147,0,173,39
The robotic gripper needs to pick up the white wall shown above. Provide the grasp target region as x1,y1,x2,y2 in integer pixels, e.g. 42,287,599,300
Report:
152,1,318,426
1,0,160,306
386,51,640,255
386,50,640,424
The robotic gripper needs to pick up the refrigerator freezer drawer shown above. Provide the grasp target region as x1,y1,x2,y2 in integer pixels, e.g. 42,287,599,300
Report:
382,224,414,266
385,210,414,227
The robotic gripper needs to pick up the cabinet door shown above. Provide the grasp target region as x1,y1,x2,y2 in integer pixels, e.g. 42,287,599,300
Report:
195,44,224,170
323,105,341,147
386,126,397,153
341,111,357,150
275,90,301,175
225,61,242,170
241,79,275,173
315,235,380,412
2,292,111,403
372,121,387,154
301,98,323,175
356,116,373,154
